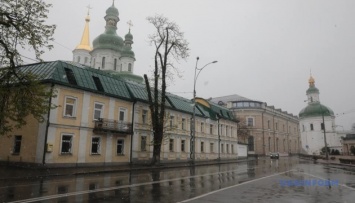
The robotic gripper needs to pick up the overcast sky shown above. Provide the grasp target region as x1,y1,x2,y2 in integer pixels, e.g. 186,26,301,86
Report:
24,0,355,130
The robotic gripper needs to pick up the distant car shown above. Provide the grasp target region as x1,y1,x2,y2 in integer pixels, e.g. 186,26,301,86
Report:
270,152,279,159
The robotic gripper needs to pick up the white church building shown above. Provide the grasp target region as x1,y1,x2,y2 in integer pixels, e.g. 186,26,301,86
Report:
299,76,342,155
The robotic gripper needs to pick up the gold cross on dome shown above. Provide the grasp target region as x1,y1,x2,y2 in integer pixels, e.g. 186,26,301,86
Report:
86,5,92,15
127,20,133,30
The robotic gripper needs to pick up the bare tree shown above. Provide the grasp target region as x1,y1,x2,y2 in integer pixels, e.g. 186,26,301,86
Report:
144,15,189,165
0,0,56,135
236,117,250,144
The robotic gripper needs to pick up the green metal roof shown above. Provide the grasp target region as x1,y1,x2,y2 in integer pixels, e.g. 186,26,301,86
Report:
299,102,334,119
306,86,319,94
166,93,203,116
18,61,132,101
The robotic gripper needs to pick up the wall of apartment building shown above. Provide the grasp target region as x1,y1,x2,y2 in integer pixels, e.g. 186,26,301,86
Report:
232,108,300,156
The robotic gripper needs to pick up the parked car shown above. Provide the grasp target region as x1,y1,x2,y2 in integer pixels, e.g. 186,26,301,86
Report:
270,152,279,159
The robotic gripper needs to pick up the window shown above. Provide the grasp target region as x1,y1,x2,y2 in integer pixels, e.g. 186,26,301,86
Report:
169,139,174,152
13,135,22,154
61,135,72,154
236,102,243,108
91,137,101,154
210,143,214,153
200,122,204,132
128,63,132,72
247,118,254,127
275,122,278,130
310,124,314,131
84,57,88,64
64,97,77,117
170,116,174,129
226,126,229,136
231,145,234,154
268,120,270,129
221,144,224,153
268,137,271,151
182,118,186,130
321,123,325,130
119,108,127,122
226,144,229,153
117,140,124,155
64,68,77,85
248,136,254,151
181,140,185,152
142,110,148,124
93,58,96,68
210,124,213,135
283,124,285,132
141,136,147,151
93,76,104,92
120,64,122,71
77,56,80,63
94,103,104,120
102,57,105,69
201,142,204,153
114,58,117,70
302,125,305,131
220,124,224,135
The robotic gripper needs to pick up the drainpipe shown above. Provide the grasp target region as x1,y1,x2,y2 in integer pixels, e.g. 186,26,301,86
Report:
129,100,136,164
217,115,220,160
42,83,54,165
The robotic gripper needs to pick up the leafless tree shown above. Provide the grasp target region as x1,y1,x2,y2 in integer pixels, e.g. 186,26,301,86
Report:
144,15,189,165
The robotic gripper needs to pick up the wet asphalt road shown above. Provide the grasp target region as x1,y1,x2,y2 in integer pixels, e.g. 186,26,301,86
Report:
1,157,355,203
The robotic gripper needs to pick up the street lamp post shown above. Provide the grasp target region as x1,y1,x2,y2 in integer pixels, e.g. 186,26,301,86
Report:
190,57,218,164
320,105,329,160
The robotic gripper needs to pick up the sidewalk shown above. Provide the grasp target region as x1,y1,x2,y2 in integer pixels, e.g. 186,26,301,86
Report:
0,158,252,181
299,156,355,168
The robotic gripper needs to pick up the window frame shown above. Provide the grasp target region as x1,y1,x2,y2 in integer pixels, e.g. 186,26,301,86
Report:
210,143,214,153
141,136,147,151
90,136,101,155
181,140,185,152
119,107,127,122
93,102,104,120
169,139,174,152
117,139,124,155
60,134,73,155
12,135,22,155
201,141,204,153
142,109,148,124
63,96,77,118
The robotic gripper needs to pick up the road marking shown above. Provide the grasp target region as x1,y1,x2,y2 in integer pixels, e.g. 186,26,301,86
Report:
179,169,295,203
302,172,355,191
7,167,256,203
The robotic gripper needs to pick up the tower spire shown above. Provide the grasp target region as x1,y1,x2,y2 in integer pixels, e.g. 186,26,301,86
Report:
75,6,92,51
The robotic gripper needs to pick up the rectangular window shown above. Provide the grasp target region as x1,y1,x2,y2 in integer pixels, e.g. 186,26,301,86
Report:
276,122,278,130
64,97,77,117
200,122,204,133
227,144,229,153
142,110,148,124
181,140,185,152
13,135,22,154
182,118,186,130
61,135,72,154
226,126,229,136
310,124,314,131
268,120,270,129
220,124,224,135
170,116,174,129
94,103,104,120
117,140,124,155
210,124,213,135
321,123,325,130
91,137,101,154
201,142,204,153
302,125,305,131
169,139,174,152
119,108,127,122
231,145,234,154
210,143,214,153
141,136,147,151
221,144,224,153
247,118,254,127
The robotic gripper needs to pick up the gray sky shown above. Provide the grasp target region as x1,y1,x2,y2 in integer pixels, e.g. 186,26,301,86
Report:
25,0,355,130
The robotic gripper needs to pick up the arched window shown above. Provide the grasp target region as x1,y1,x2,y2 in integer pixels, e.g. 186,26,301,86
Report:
114,59,117,71
128,63,132,72
102,57,106,69
84,57,88,64
77,56,80,63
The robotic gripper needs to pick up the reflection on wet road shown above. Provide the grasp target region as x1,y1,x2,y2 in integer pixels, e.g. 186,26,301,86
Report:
1,157,355,203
